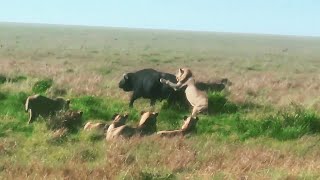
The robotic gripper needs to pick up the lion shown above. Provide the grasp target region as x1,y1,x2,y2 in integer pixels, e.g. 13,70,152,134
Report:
105,113,130,141
106,111,158,141
136,111,159,135
62,110,83,128
50,127,68,140
84,121,109,132
25,94,70,124
160,68,208,117
157,116,198,137
46,110,83,130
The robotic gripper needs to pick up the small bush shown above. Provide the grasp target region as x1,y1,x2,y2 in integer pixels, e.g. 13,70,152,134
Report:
32,79,53,94
0,74,6,84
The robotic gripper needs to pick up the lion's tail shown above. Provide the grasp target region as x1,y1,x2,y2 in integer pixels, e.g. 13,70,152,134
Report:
25,97,30,112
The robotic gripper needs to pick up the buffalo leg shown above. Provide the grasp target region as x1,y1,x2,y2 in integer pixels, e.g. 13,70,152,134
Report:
129,93,139,107
150,99,156,106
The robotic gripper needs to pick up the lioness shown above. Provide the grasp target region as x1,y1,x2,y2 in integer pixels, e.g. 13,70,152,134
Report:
157,116,198,137
84,121,109,132
62,110,83,127
106,111,158,141
136,111,159,135
105,113,130,140
46,110,83,131
25,94,70,124
160,68,208,117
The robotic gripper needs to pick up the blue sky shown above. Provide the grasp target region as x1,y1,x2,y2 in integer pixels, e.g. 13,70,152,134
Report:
0,0,319,36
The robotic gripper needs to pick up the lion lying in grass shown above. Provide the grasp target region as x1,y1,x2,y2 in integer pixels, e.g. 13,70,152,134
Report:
106,111,158,141
160,68,208,117
84,121,109,132
157,116,198,137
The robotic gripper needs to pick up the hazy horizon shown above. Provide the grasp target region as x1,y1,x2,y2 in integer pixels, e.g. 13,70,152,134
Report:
1,1,319,37
1,21,319,39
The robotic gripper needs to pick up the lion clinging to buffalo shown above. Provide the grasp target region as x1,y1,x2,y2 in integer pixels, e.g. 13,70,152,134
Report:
160,68,208,117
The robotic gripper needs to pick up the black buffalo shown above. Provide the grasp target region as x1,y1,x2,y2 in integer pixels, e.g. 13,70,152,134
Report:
119,68,185,107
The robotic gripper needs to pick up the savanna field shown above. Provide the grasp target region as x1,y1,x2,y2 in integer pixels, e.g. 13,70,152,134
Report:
1,22,320,179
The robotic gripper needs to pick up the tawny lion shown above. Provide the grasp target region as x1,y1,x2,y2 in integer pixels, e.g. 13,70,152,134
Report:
106,111,158,141
84,121,109,133
157,116,198,137
160,68,208,117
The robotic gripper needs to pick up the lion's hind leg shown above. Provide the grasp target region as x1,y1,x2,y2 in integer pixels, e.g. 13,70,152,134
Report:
28,109,38,124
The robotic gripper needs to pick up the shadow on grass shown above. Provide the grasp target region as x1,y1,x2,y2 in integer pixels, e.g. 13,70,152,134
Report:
208,91,238,115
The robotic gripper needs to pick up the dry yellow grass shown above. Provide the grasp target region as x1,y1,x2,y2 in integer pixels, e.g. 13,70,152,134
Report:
2,136,320,179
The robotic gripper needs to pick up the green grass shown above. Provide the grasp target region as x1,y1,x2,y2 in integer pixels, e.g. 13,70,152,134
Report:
2,90,320,140
1,22,320,178
71,95,140,123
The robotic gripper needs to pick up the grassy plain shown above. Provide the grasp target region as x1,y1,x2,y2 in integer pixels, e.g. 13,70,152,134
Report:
1,22,320,179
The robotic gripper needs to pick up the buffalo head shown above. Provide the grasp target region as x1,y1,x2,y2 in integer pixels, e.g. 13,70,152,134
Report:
119,73,133,91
